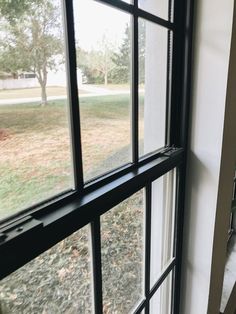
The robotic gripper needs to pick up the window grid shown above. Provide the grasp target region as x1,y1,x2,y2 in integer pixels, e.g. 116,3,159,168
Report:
0,0,195,313
64,0,84,191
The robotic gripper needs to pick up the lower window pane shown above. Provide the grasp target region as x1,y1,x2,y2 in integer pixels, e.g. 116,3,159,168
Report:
150,170,176,288
101,190,144,313
150,272,173,314
0,226,92,313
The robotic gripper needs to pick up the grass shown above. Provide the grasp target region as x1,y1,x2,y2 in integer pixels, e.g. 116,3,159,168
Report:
0,94,144,219
0,94,144,313
0,83,136,100
0,86,67,99
0,86,92,100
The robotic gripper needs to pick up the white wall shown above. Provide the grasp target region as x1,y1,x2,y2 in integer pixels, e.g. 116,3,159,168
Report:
181,0,235,313
0,78,38,90
0,69,82,90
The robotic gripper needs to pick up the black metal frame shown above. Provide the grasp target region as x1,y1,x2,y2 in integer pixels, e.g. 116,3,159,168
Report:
0,0,194,313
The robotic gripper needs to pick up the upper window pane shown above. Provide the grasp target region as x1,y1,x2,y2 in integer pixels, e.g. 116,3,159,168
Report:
0,0,73,221
138,0,169,20
74,0,132,182
139,19,168,157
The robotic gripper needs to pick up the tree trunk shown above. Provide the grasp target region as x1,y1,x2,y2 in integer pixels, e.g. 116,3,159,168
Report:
37,65,48,106
41,82,47,106
104,72,108,86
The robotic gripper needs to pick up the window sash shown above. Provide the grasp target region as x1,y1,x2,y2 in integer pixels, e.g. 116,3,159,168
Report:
0,0,195,312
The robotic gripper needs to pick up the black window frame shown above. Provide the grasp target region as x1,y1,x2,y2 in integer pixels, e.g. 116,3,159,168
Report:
0,0,194,313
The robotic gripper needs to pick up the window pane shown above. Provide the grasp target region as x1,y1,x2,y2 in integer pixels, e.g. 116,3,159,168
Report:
138,0,169,20
101,190,144,313
139,19,168,157
74,1,132,182
150,170,176,288
0,225,93,313
0,0,73,220
150,272,173,314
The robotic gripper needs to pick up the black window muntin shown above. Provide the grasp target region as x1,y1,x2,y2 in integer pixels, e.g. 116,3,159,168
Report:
0,0,194,313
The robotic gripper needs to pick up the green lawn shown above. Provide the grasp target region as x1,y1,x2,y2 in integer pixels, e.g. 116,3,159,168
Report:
0,94,144,219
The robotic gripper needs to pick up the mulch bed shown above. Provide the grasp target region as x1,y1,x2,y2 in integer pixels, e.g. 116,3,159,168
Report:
0,129,11,141
0,192,143,314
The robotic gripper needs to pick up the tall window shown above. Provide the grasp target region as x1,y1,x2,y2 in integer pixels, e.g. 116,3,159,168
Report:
0,0,193,313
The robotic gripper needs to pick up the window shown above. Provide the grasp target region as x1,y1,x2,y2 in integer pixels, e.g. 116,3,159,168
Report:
0,0,194,313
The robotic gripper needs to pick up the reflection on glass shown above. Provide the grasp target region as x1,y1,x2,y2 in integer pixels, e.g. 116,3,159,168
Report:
139,19,168,157
101,190,144,313
138,0,169,20
150,272,173,314
150,170,176,288
0,0,73,221
74,0,132,181
0,226,93,313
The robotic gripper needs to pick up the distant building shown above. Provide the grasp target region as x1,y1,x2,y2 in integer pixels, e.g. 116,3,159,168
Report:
0,68,83,90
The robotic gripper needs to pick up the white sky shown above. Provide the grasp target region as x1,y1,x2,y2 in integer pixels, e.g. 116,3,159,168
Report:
73,0,131,51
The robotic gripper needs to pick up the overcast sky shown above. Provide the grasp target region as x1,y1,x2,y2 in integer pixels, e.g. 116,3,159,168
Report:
72,0,130,51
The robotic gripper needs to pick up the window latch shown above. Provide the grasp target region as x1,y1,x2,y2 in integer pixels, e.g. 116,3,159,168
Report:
160,145,180,157
0,216,43,244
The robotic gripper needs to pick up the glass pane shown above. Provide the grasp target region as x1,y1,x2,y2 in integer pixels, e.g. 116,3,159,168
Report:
101,190,144,313
150,170,176,288
139,19,168,157
138,0,169,20
74,0,132,181
0,225,93,313
0,0,73,220
150,272,173,314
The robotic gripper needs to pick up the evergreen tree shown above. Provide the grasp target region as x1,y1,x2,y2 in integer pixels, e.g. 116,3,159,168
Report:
111,24,131,84
112,20,146,84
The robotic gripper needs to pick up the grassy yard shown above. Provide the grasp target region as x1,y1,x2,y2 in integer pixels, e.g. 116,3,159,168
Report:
0,94,144,219
0,86,67,99
0,94,144,313
0,84,132,100
0,86,94,100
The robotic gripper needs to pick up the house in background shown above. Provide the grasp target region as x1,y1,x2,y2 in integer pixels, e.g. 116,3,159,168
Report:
0,68,83,90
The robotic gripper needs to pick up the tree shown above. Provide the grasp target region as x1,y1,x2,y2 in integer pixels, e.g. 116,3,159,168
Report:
77,36,115,86
0,0,63,105
138,20,146,84
0,0,34,20
112,21,146,84
111,24,131,84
